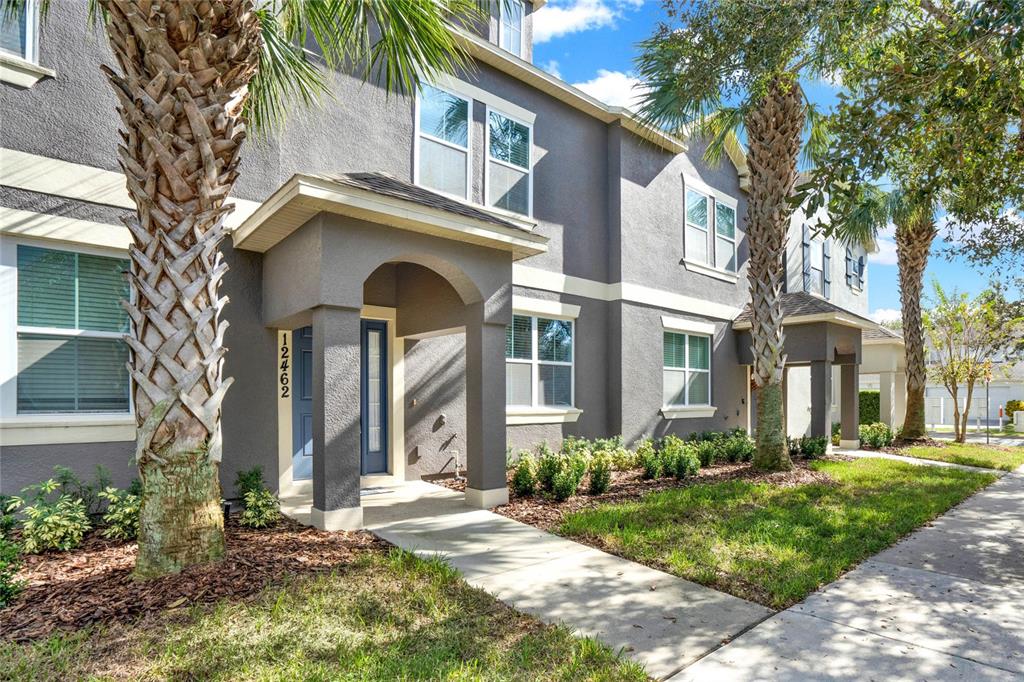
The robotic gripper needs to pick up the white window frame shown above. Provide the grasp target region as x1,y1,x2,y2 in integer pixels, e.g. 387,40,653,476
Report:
714,202,738,273
485,105,534,218
1,236,134,421
684,187,711,265
498,0,525,58
505,314,574,409
1,0,38,62
683,176,740,279
808,236,825,295
413,83,473,202
663,331,712,408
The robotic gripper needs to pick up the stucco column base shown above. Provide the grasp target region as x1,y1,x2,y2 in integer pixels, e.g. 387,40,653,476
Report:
311,506,364,531
839,439,861,450
465,486,509,509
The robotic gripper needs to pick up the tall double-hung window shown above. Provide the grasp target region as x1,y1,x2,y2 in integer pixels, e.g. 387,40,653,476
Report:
685,185,737,273
417,84,471,200
505,315,573,408
498,0,524,57
0,0,37,62
663,331,711,407
488,109,532,216
16,245,131,414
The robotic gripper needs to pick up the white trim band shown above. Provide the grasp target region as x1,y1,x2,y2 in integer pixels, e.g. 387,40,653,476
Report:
0,207,131,250
661,406,718,420
661,315,716,336
0,415,136,446
506,407,582,425
512,295,580,320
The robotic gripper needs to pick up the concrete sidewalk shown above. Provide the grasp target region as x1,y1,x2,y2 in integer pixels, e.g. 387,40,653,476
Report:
837,447,1011,476
363,481,772,679
672,465,1024,681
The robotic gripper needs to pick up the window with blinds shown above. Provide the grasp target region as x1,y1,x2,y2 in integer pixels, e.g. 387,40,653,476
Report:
16,245,131,414
417,84,471,199
663,331,711,407
488,110,532,216
505,314,574,408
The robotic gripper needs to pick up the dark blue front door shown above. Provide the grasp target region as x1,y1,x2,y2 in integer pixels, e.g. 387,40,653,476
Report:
361,320,388,474
291,326,313,481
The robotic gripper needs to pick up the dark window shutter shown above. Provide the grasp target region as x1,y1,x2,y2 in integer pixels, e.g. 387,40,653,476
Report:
845,247,853,286
822,238,832,299
802,224,811,292
857,255,866,288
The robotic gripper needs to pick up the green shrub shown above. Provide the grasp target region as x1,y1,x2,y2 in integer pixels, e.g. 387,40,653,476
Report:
831,422,842,446
1007,400,1023,418
550,470,578,501
54,465,112,518
587,451,613,495
234,466,266,500
723,434,755,463
98,486,140,541
240,489,281,529
535,443,561,492
800,436,830,458
0,495,15,539
510,453,537,497
637,439,661,479
8,480,91,554
561,436,592,459
694,440,719,468
859,422,895,449
663,443,700,479
0,536,22,607
859,391,881,425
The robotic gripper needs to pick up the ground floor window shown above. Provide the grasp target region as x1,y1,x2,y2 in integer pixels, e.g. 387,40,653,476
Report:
15,244,131,414
505,314,574,408
663,331,711,407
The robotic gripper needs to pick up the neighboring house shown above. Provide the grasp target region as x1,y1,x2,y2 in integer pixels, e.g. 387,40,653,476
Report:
0,2,887,528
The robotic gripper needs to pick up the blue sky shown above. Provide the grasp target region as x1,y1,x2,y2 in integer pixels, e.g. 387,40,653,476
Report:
530,0,1000,321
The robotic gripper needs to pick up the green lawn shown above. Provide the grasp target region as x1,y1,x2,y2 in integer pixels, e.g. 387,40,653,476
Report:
559,458,995,609
903,442,1024,472
2,550,645,682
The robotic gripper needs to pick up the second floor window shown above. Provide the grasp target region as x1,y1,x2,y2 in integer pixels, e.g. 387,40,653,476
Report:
417,84,471,200
499,0,524,58
685,188,710,264
16,244,131,414
685,186,739,273
506,314,574,408
1,0,36,62
802,225,831,298
846,246,866,290
488,110,532,216
715,203,737,272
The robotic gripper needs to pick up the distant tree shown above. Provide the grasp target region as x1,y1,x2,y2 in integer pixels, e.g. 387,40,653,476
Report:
924,282,1024,442
635,0,880,471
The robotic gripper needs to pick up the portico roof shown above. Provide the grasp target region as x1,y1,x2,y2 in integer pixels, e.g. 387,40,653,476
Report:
232,172,549,260
732,292,878,331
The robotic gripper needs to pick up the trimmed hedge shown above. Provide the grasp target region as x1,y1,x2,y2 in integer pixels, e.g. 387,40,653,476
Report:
1007,400,1023,418
859,391,880,425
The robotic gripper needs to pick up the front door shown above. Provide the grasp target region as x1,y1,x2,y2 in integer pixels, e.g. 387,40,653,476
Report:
361,319,388,474
291,326,314,481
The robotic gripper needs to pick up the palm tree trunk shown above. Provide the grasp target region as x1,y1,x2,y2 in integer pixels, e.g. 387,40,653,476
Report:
895,215,937,440
744,76,804,471
101,0,262,577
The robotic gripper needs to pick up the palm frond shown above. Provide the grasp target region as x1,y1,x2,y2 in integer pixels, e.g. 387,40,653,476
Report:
834,182,890,249
801,102,832,168
687,107,745,168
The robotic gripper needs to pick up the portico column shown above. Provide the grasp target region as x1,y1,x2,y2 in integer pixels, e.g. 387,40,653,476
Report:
840,363,860,449
311,305,363,530
465,301,509,508
879,371,896,428
810,360,832,445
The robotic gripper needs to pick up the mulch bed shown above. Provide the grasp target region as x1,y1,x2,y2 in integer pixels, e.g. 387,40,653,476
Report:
1,517,385,643
439,457,843,532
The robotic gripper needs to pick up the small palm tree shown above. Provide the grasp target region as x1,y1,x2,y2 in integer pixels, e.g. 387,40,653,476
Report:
636,1,877,471
10,0,486,577
828,184,938,440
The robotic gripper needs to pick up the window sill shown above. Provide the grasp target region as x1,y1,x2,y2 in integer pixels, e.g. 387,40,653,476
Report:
682,259,739,283
0,53,55,88
0,414,135,446
661,405,717,420
506,407,582,425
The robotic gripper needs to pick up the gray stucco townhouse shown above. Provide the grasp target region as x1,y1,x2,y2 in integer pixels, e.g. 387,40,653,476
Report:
0,1,897,530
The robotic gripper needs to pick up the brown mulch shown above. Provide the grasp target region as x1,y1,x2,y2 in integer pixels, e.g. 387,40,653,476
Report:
439,457,842,532
0,517,385,643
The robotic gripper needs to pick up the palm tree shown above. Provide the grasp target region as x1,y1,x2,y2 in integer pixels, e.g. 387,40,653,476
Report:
636,1,876,471
829,185,938,440
11,0,484,577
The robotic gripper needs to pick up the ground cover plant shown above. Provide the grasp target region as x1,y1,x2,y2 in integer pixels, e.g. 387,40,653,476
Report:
557,458,994,609
1,548,645,682
896,441,1024,473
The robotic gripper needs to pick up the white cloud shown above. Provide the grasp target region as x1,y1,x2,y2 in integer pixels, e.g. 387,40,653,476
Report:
870,236,899,266
540,59,562,79
532,0,641,44
572,69,646,108
870,308,902,324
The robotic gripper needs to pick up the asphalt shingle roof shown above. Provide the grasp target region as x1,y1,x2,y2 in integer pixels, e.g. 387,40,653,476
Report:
863,325,903,342
319,172,529,233
734,291,876,327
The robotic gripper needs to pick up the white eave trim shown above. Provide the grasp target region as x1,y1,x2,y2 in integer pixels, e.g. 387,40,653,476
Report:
661,315,716,336
0,52,54,88
864,337,905,346
506,407,582,425
231,174,548,259
733,312,878,331
661,405,718,419
512,295,580,320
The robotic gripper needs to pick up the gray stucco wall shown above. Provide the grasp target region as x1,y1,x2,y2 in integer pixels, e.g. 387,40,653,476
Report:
404,334,468,480
0,442,135,496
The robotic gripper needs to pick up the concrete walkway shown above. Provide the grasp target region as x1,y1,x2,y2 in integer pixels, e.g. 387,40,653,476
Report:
837,447,1011,476
362,481,772,679
672,463,1024,681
